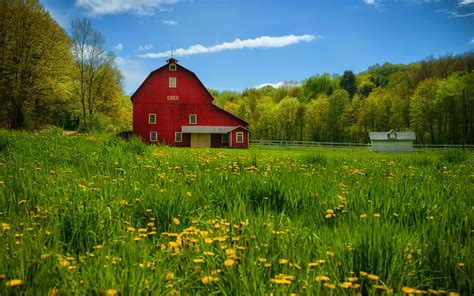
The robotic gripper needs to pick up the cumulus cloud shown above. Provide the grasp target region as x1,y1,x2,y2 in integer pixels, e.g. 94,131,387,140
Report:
75,0,178,16
138,44,154,51
470,37,474,44
459,0,474,5
138,34,318,58
254,82,285,89
114,43,124,51
163,20,178,25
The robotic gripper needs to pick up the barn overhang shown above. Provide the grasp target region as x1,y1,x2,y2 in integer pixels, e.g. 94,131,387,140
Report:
181,126,249,134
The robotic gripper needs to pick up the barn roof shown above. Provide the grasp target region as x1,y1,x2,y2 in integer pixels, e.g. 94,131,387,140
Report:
369,130,416,141
181,125,250,134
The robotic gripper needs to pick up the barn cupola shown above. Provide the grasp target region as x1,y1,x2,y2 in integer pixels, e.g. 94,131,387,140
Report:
167,58,178,71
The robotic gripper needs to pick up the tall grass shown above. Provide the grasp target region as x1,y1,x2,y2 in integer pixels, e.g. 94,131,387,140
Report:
0,130,472,295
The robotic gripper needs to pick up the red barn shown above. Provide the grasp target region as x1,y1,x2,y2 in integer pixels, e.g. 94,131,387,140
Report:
131,58,249,148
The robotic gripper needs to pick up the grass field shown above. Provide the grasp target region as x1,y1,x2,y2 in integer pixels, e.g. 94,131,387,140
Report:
0,130,472,295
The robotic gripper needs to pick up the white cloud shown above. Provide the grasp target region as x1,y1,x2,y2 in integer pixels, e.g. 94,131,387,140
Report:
114,43,124,51
75,0,179,16
138,34,318,58
138,44,154,51
364,0,378,5
163,20,178,25
459,0,474,5
254,82,285,89
469,37,474,44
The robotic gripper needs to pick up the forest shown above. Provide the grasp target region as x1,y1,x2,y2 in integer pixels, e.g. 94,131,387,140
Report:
1,0,473,145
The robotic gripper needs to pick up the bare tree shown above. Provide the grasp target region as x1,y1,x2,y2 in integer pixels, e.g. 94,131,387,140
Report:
71,18,113,129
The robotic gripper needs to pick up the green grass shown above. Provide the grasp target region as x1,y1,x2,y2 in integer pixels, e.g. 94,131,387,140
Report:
0,130,472,295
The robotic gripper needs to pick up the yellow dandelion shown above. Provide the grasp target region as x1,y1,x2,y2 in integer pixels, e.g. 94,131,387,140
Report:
360,214,367,219
271,278,292,285
402,287,417,294
315,275,330,282
172,218,180,225
373,213,381,219
186,192,192,197
323,283,336,289
193,258,204,263
166,272,174,280
278,259,289,265
359,271,368,277
326,251,335,257
224,259,235,266
367,274,379,281
106,289,118,296
339,282,352,288
264,263,272,268
2,223,10,231
5,279,23,287
203,251,214,256
326,209,334,214
201,276,219,284
257,258,267,263
457,262,464,268
347,277,358,282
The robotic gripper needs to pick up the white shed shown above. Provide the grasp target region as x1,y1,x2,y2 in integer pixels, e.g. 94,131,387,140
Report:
369,130,416,152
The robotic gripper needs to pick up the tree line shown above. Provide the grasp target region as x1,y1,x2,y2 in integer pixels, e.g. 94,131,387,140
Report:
0,0,130,131
212,52,474,145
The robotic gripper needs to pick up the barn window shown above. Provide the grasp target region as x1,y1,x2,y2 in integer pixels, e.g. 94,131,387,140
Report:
236,132,244,143
148,113,156,124
222,133,229,143
189,114,197,124
150,131,157,142
169,77,176,88
175,132,182,142
169,63,177,71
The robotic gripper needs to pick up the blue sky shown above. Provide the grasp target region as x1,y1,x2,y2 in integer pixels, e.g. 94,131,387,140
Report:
43,0,474,94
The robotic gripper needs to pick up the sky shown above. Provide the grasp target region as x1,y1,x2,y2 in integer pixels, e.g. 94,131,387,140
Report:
42,0,474,95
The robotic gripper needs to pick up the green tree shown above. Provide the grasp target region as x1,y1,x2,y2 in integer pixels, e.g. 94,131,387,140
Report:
0,0,74,128
340,70,357,99
410,78,439,143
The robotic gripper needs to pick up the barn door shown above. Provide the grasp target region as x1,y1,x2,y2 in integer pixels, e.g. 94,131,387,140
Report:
191,133,211,148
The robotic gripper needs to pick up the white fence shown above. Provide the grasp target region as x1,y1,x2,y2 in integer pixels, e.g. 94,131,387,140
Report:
250,140,474,150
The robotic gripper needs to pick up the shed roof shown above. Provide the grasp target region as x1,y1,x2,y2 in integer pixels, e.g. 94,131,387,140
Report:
181,126,249,134
369,131,416,141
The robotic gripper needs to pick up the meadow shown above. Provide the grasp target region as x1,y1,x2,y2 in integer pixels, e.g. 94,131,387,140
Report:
0,130,472,295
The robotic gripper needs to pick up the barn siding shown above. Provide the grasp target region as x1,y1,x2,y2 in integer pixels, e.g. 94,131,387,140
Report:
371,140,414,152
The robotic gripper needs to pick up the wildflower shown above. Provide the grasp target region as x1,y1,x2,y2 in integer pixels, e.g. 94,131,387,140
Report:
271,278,292,285
2,223,10,231
402,287,416,294
106,289,118,296
367,274,379,281
264,263,272,268
147,222,154,227
339,282,352,288
166,272,174,280
360,214,367,219
359,271,368,277
323,283,336,289
326,251,335,257
224,259,235,266
5,279,23,287
193,258,204,263
94,244,103,249
172,218,180,225
279,259,289,265
19,199,27,205
373,213,381,219
201,276,219,284
457,262,464,268
257,258,267,263
347,277,358,282
203,251,214,256
204,238,213,244
315,275,330,282
186,192,192,197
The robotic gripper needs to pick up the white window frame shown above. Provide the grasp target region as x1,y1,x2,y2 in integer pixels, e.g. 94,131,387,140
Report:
150,131,157,142
175,132,182,142
169,77,176,88
189,114,197,125
169,64,177,71
236,132,244,144
148,113,156,124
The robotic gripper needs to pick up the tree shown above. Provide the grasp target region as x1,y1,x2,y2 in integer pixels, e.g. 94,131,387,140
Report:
0,0,73,128
71,18,115,129
340,70,357,99
410,78,439,143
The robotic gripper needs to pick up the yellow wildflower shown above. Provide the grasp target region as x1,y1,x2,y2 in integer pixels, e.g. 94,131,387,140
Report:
106,289,118,296
323,283,336,289
224,259,235,266
315,275,330,282
193,258,204,263
367,274,379,281
359,271,368,277
5,279,23,287
172,218,180,225
278,259,289,265
201,276,219,284
166,272,174,280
